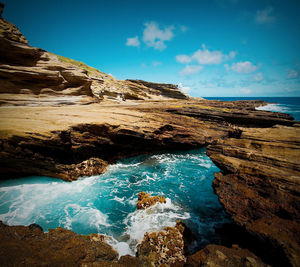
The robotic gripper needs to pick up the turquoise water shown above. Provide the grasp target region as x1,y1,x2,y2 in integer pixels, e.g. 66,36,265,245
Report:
0,148,229,256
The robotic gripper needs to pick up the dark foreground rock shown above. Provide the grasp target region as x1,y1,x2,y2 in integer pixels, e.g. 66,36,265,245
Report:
0,221,121,266
207,125,300,266
187,244,269,267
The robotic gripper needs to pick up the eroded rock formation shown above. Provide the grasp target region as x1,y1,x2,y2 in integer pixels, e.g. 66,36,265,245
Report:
137,225,186,266
136,192,166,209
0,221,122,266
187,244,268,267
207,125,300,266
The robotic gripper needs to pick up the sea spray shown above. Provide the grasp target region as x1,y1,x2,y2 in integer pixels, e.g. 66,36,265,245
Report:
0,148,230,255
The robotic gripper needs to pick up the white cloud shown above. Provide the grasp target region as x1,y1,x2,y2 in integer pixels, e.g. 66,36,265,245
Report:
255,7,275,24
180,65,203,76
176,54,192,64
143,21,174,50
252,72,264,82
176,45,235,65
126,36,140,47
152,61,162,66
287,69,298,79
240,87,251,94
232,61,258,73
192,45,223,64
178,82,191,92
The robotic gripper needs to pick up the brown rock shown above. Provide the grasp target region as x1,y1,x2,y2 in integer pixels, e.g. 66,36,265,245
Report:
0,221,119,266
136,192,166,209
207,125,300,266
136,226,186,266
187,244,268,267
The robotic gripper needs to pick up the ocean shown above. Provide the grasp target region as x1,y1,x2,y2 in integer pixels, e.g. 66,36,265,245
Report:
0,148,229,256
205,97,300,121
0,97,299,257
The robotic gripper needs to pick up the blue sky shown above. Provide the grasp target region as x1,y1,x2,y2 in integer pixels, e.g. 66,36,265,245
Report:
2,0,300,97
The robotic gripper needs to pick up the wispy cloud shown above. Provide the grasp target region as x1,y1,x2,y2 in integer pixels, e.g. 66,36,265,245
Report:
232,61,259,73
176,45,235,65
152,61,162,67
179,25,188,33
252,72,264,82
224,64,230,72
126,36,140,47
255,7,275,24
176,55,192,64
180,65,203,76
240,87,251,94
142,21,174,50
287,69,298,79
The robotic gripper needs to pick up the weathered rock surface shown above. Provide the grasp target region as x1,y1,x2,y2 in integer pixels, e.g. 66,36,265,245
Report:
0,11,188,105
187,244,269,267
126,79,189,100
0,221,121,267
136,222,186,266
137,192,166,209
207,125,300,266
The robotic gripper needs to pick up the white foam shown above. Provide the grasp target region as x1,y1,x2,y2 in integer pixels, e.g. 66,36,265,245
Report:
256,103,289,113
114,242,132,257
63,203,110,230
123,198,190,247
113,196,125,204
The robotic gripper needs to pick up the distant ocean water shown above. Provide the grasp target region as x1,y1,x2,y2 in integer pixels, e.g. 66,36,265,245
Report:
205,97,300,121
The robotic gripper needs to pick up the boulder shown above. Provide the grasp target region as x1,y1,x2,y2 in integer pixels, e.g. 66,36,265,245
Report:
136,192,166,209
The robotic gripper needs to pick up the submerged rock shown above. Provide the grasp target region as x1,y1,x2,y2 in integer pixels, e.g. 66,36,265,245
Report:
136,192,166,209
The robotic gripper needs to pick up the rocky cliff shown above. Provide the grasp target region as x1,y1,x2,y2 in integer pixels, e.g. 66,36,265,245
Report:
0,11,188,106
0,4,300,267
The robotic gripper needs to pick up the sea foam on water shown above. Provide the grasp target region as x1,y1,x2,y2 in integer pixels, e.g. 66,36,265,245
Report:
0,148,230,256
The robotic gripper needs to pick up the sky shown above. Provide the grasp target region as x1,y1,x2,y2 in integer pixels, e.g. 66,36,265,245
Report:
2,0,300,97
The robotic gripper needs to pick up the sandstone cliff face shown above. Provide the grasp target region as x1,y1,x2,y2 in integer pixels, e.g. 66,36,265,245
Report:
207,125,300,266
0,14,187,106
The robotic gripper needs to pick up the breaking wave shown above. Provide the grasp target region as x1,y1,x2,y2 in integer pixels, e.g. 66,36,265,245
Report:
0,148,229,256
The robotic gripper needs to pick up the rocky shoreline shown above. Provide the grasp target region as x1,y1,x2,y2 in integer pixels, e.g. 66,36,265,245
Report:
0,4,299,266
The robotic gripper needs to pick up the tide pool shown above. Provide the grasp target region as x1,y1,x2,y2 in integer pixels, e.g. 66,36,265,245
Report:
0,148,229,256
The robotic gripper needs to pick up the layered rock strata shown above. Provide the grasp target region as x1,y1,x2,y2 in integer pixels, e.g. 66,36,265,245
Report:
207,125,300,266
